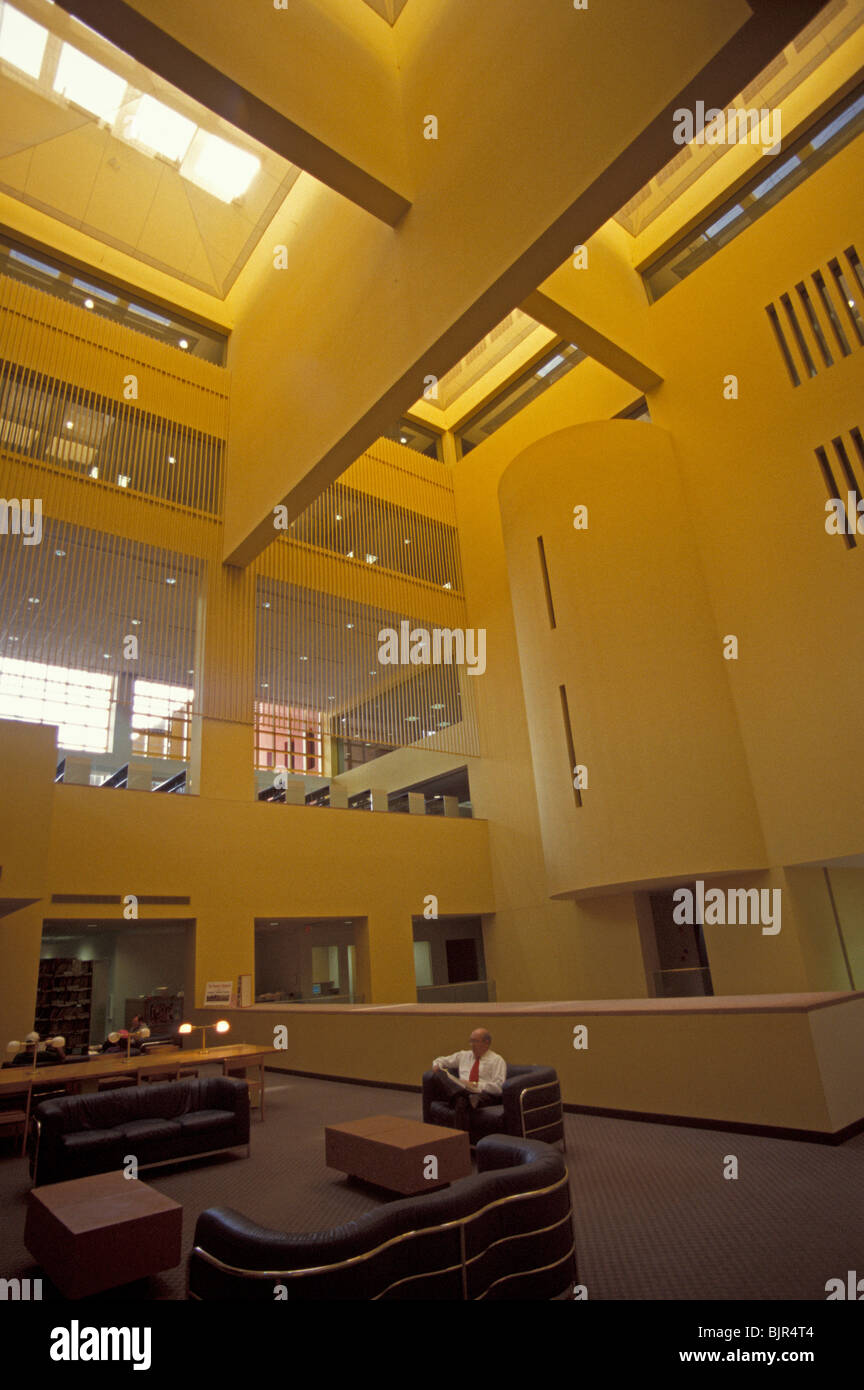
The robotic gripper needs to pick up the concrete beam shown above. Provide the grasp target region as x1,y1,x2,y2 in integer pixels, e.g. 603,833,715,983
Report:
54,0,412,226
521,290,663,394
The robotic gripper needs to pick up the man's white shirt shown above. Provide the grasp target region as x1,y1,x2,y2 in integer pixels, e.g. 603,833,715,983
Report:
432,1049,506,1095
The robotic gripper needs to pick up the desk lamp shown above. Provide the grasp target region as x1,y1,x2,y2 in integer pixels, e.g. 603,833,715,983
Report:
178,1020,230,1052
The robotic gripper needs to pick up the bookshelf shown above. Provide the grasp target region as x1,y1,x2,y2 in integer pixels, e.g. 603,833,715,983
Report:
34,958,93,1051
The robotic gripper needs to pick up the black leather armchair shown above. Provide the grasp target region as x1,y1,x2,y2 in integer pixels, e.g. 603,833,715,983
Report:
189,1134,575,1300
422,1063,565,1147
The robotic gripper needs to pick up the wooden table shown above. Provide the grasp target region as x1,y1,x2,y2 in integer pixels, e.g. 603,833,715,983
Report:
325,1115,471,1194
25,1171,182,1299
1,1044,274,1154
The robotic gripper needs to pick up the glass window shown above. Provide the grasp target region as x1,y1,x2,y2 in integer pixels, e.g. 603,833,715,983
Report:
457,342,585,454
0,658,114,752
643,85,864,302
131,680,194,761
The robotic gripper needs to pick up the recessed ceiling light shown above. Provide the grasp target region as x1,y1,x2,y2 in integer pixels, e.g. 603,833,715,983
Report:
340,717,347,724
178,339,189,351
431,703,445,710
328,695,335,701
117,474,130,488
126,94,196,163
262,601,271,609
27,596,39,604
403,538,410,544
335,513,342,521
346,550,354,558
261,683,269,689
443,581,452,590
65,420,74,430
103,653,110,660
400,436,408,444
130,619,141,626
83,298,94,310
405,715,418,723
187,670,194,675
165,577,177,585
89,466,99,479
7,635,18,642
346,623,354,630
438,721,450,728
0,6,48,80
168,455,176,464
299,655,308,661
369,670,377,676
54,550,66,557
365,554,377,564
54,43,126,123
180,130,260,203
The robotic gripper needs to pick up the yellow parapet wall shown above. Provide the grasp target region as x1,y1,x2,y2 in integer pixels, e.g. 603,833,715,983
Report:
191,992,864,1138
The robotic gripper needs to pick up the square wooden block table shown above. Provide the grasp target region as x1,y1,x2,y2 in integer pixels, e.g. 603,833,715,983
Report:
325,1115,471,1194
25,1171,183,1299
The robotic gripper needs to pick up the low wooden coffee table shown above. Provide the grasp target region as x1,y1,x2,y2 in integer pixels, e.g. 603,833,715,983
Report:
325,1115,471,1195
25,1171,183,1299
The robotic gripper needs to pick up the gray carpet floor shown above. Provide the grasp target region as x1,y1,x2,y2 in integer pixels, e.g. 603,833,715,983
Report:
1,1070,861,1301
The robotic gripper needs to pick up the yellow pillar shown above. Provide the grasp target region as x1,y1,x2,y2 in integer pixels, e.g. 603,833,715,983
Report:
356,909,416,1005
0,904,44,1044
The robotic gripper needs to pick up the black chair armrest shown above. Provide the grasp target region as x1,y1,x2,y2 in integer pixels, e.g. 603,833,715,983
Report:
501,1067,560,1135
421,1067,458,1122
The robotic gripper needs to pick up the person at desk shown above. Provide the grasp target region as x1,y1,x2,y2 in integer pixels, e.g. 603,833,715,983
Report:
431,1027,507,1132
100,1030,143,1056
41,1035,66,1064
6,1031,41,1066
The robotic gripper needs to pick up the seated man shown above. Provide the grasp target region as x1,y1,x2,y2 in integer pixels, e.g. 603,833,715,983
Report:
431,1027,506,1132
7,1032,41,1066
41,1035,66,1064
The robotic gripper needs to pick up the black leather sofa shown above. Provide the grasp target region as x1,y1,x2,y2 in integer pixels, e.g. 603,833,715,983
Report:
30,1076,250,1187
422,1063,565,1146
189,1134,575,1300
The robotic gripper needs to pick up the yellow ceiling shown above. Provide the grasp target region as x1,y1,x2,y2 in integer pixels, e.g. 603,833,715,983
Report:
0,0,300,296
359,0,409,25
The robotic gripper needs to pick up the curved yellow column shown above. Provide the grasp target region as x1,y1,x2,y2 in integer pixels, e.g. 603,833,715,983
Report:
498,420,766,898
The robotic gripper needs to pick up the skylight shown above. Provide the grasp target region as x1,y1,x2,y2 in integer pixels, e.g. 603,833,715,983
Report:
0,4,48,79
180,131,260,203
54,43,127,122
71,277,119,303
9,247,59,276
125,94,195,163
535,353,565,378
127,302,171,326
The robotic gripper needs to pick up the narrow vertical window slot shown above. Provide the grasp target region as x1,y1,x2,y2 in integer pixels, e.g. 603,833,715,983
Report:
831,435,864,520
779,292,818,377
795,282,833,365
559,684,582,808
537,535,557,629
828,256,864,345
815,444,855,549
812,269,851,356
765,303,800,386
845,246,864,302
849,425,864,479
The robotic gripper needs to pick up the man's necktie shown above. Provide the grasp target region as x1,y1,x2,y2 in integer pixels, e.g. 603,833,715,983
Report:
469,1057,480,1085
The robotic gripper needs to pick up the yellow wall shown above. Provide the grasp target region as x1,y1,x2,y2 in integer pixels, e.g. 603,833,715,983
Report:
191,996,863,1135
25,755,493,1008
